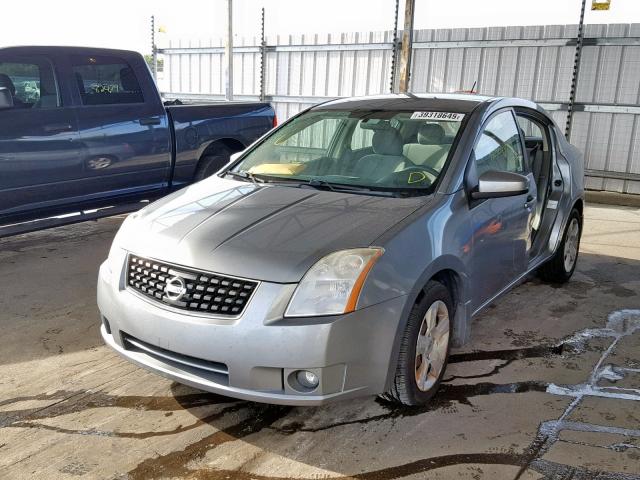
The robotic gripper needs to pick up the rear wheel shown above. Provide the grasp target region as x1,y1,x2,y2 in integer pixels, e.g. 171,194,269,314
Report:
538,208,582,283
381,281,452,406
194,146,234,181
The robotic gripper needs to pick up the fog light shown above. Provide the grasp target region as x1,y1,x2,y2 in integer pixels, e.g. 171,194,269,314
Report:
296,370,319,389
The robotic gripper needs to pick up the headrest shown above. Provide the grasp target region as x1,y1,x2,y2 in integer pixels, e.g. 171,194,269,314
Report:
372,129,403,156
120,67,140,92
418,123,445,145
0,74,16,96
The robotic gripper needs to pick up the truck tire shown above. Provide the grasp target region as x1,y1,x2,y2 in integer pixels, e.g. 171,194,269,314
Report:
194,146,234,181
538,208,582,283
381,281,453,406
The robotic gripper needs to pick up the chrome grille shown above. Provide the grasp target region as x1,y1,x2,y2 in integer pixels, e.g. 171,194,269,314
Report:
126,254,258,316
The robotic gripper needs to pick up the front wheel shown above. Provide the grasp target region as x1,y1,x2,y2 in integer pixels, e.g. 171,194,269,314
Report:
381,281,453,406
538,208,582,283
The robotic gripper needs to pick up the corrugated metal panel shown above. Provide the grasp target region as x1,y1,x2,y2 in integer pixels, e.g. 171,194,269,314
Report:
160,23,640,194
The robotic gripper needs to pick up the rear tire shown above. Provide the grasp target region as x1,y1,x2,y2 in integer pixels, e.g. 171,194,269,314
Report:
194,146,234,181
381,281,453,406
538,208,582,283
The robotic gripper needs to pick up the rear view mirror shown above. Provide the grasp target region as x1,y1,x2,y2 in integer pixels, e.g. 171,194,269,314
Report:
471,170,529,200
0,87,14,110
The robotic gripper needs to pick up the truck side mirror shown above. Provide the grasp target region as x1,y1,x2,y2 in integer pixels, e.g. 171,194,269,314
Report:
0,87,14,110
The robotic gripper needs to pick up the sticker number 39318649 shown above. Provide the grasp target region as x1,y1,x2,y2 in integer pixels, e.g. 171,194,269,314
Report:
410,112,465,121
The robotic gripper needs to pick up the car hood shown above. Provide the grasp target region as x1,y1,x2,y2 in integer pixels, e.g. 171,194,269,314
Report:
118,177,428,283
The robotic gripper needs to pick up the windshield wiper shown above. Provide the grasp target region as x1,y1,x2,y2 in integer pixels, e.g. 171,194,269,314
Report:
224,170,261,184
303,179,397,197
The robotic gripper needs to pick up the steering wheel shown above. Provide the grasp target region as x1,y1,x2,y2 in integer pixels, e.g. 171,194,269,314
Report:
377,165,440,187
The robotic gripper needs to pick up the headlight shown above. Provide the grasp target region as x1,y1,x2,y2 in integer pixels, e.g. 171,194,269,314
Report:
106,213,137,273
285,248,384,317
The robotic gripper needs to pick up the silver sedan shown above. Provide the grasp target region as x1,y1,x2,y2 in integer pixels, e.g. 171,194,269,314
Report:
98,94,584,406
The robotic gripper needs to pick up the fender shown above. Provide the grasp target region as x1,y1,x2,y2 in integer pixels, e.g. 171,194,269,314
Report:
382,254,471,391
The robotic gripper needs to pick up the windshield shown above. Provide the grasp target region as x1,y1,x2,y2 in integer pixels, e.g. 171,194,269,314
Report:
230,109,465,195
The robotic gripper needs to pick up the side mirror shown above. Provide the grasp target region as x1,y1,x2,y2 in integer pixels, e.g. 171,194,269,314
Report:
471,170,529,200
0,87,14,110
230,150,246,163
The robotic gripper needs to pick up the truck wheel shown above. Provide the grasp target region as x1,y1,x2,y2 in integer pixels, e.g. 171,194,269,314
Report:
194,146,233,181
381,281,453,406
538,208,582,284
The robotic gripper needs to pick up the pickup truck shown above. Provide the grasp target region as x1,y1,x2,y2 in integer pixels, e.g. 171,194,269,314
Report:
0,46,276,235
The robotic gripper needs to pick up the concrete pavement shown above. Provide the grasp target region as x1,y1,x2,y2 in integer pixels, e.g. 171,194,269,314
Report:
0,204,638,479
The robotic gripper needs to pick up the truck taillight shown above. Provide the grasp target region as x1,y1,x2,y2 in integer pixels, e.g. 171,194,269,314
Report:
272,115,278,128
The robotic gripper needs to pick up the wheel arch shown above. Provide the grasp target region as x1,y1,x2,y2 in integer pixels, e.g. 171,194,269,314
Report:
194,138,247,179
572,198,584,219
383,258,471,390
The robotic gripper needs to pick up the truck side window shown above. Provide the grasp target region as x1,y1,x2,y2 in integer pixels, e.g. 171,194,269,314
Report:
0,57,60,109
71,55,144,105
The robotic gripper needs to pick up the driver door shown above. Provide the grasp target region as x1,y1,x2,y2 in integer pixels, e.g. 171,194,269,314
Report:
468,109,536,313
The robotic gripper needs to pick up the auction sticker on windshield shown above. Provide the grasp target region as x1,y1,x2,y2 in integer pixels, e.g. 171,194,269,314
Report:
410,112,465,121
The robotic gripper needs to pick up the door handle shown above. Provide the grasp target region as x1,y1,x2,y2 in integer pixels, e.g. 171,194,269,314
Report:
44,123,73,133
139,116,162,126
524,195,535,208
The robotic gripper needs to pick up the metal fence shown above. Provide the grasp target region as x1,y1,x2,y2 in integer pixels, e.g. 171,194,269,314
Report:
159,23,640,194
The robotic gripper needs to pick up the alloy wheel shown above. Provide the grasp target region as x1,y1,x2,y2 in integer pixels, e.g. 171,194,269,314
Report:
415,300,450,392
563,217,580,272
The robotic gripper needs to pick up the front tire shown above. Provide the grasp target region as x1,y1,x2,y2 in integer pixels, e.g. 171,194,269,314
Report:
538,208,582,283
381,281,453,406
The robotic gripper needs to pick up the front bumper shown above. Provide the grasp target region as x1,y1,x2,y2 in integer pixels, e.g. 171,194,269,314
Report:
97,258,407,405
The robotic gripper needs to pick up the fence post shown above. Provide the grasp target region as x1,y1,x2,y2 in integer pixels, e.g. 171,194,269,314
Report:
389,0,400,93
398,0,416,93
259,7,266,102
565,0,587,139
151,15,157,83
225,0,234,101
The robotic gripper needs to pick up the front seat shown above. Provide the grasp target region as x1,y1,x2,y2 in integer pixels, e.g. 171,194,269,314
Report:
403,123,448,172
351,129,409,181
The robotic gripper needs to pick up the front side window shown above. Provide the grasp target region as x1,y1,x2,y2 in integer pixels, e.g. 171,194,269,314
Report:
231,109,465,195
0,56,60,109
474,111,524,177
71,55,143,105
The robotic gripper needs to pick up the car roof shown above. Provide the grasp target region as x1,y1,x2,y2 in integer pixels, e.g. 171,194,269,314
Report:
0,46,141,57
314,93,496,114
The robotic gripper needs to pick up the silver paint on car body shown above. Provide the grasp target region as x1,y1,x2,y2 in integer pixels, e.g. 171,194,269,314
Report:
98,93,585,405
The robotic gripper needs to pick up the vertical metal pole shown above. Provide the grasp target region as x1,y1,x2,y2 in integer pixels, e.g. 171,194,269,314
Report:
259,7,266,101
225,0,234,101
565,0,587,139
398,0,416,93
389,0,400,93
151,15,157,82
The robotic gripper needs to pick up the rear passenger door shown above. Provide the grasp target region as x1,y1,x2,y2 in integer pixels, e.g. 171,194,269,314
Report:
69,53,171,200
0,54,83,219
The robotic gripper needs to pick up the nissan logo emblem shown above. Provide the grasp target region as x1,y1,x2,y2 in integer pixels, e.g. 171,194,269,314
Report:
164,276,187,301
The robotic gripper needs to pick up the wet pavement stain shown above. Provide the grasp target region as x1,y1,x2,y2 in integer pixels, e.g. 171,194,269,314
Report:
127,404,293,480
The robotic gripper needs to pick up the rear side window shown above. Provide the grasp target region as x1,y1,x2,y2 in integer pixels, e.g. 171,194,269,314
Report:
0,56,60,109
71,55,143,105
474,111,525,176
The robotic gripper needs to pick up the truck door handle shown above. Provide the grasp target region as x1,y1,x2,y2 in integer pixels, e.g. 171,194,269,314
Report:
139,116,162,126
44,123,73,133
